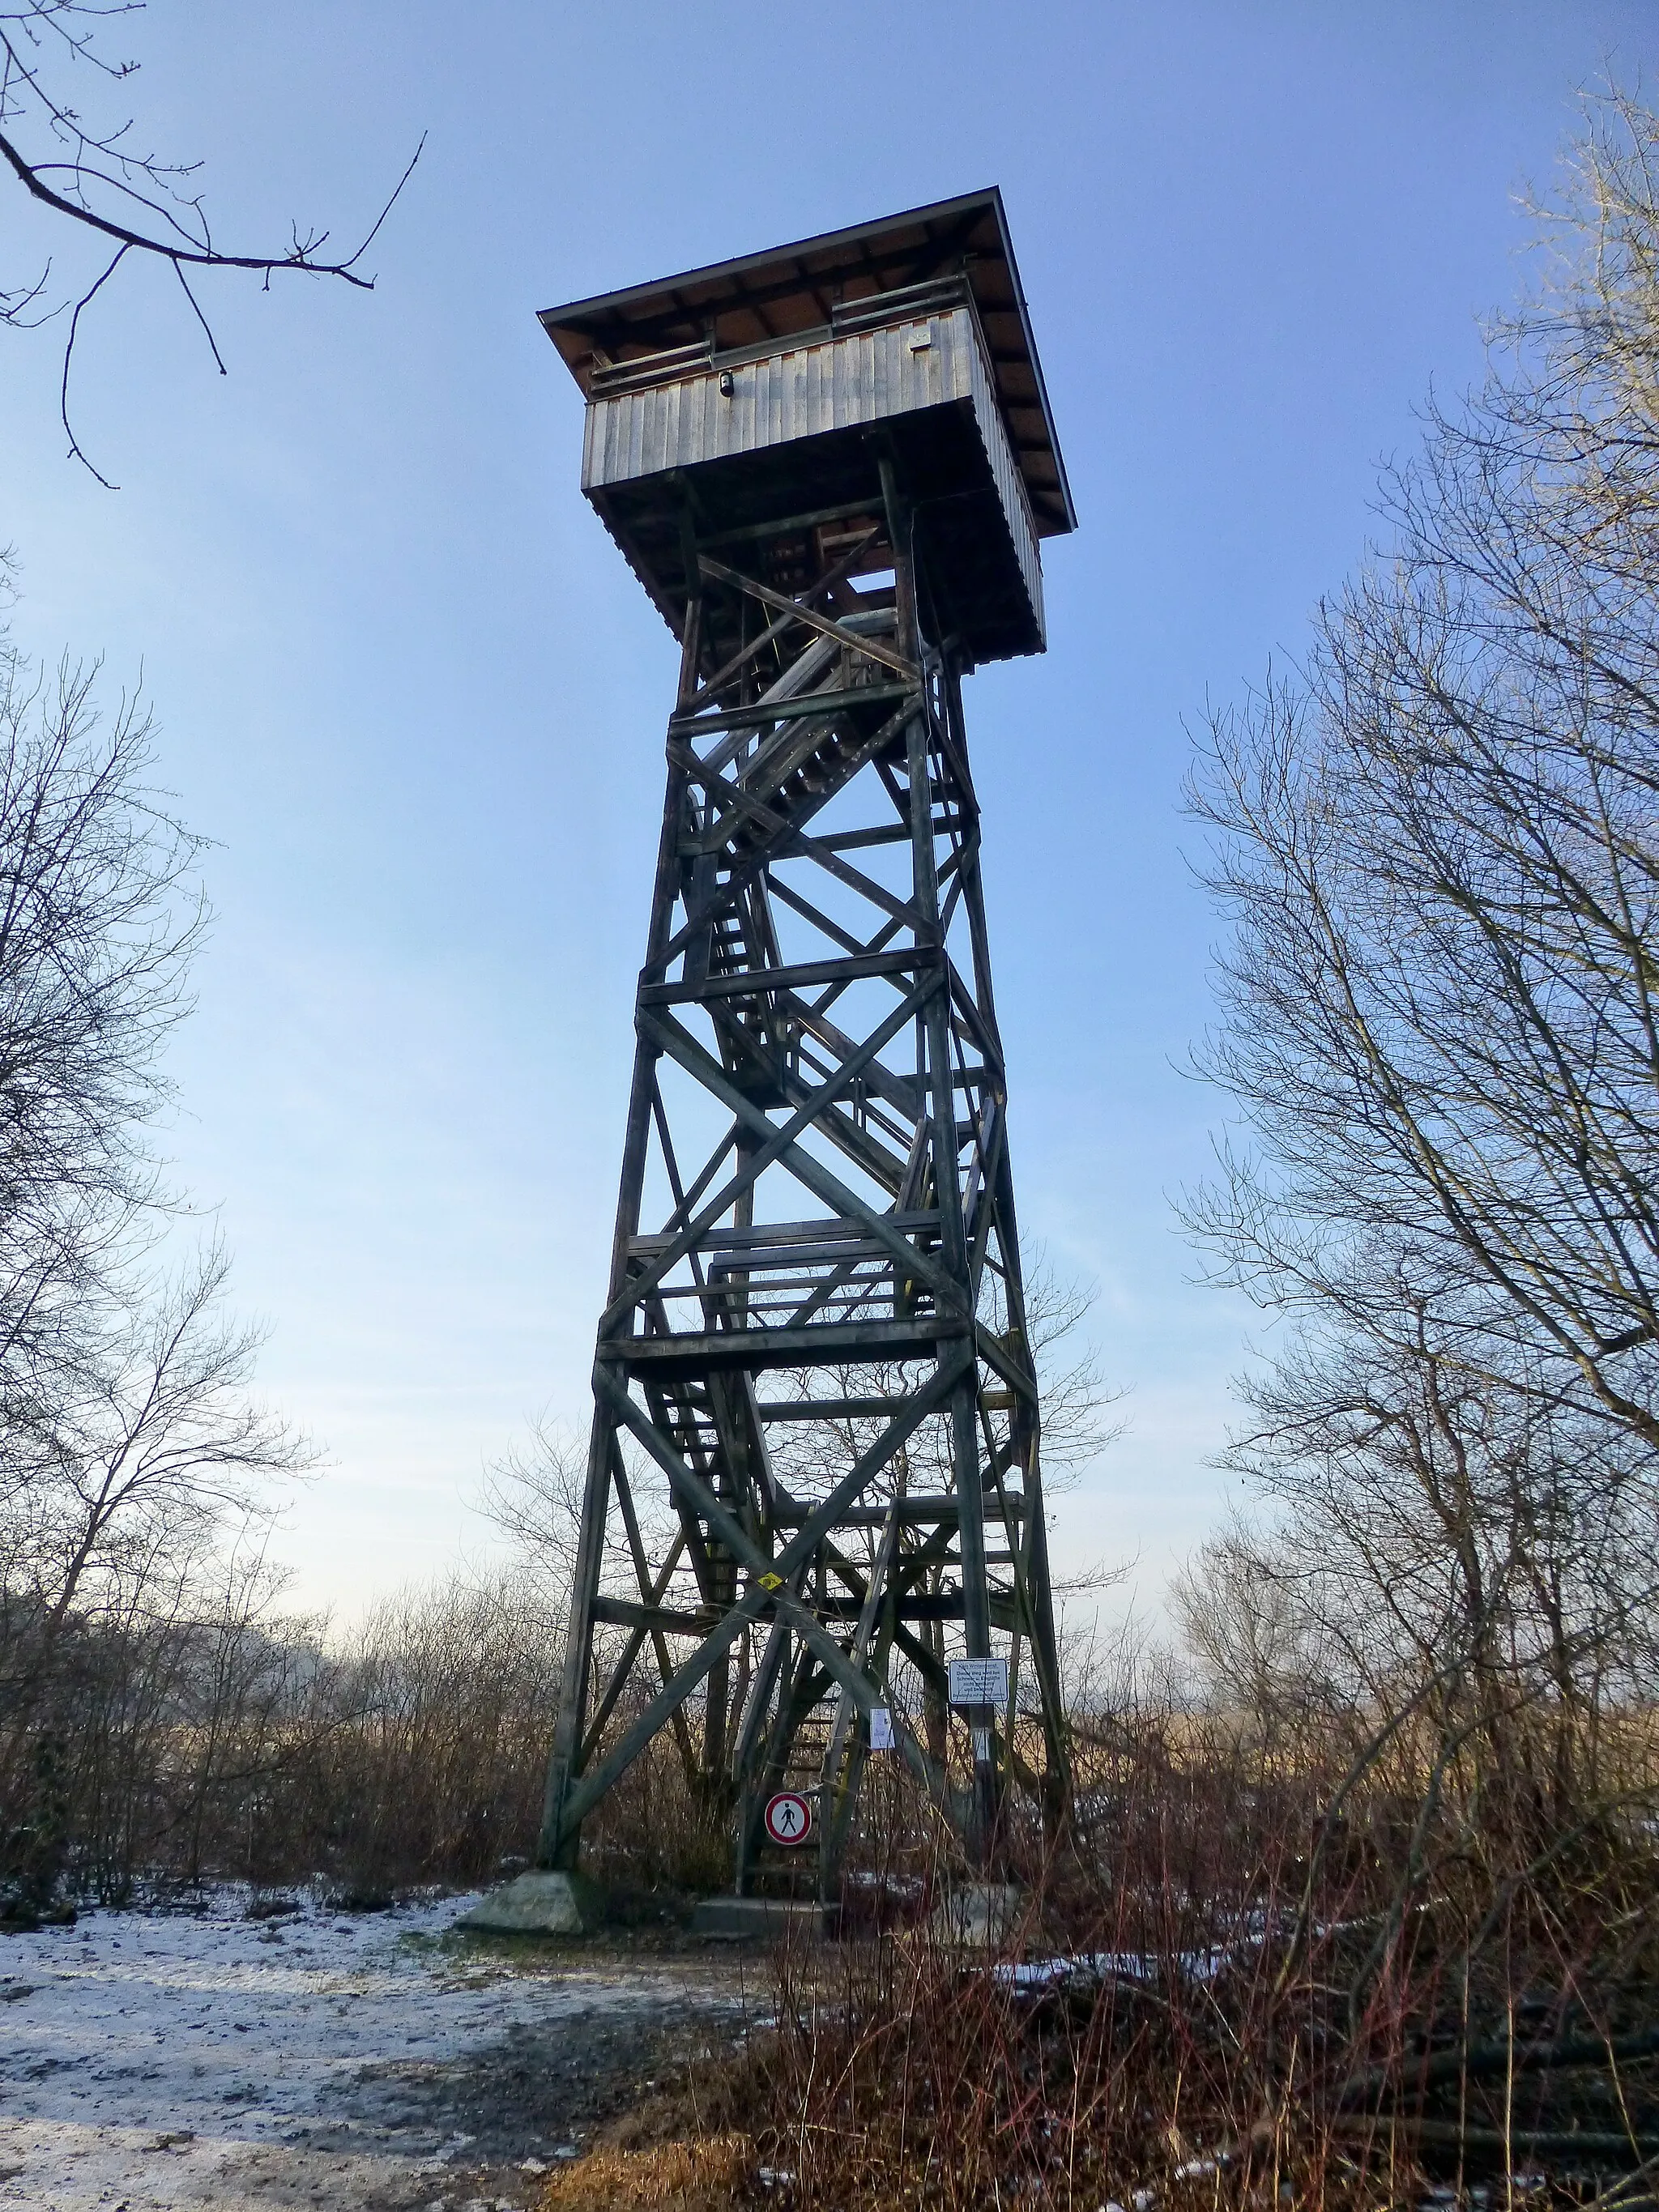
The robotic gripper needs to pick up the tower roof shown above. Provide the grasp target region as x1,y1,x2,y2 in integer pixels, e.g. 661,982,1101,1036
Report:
539,187,1075,542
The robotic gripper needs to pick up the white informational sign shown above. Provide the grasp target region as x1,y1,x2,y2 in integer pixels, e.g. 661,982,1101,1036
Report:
948,1656,1009,1708
868,1705,894,1750
763,1791,813,1846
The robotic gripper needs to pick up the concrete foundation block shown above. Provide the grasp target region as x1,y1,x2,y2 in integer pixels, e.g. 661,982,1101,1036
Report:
689,1894,826,1941
929,1881,1025,1947
454,1870,603,1935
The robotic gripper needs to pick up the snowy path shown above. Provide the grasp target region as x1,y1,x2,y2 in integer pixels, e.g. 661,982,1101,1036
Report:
0,1889,748,2210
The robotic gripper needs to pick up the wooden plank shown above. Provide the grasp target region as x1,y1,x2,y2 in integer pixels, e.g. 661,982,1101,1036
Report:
810,822,909,852
633,1211,938,1255
812,816,961,854
619,1318,957,1374
592,1596,710,1638
755,1396,912,1421
701,498,885,549
640,945,935,1006
703,1246,882,1277
669,680,913,739
771,1495,1025,1525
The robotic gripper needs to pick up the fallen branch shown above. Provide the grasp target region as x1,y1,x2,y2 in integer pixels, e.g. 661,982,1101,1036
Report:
1339,2026,1659,2108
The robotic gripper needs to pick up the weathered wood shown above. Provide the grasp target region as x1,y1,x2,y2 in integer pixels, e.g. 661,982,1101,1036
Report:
699,498,887,550
770,1494,1026,1524
557,1349,970,1843
641,944,935,1006
698,552,919,680
669,679,913,739
638,1004,963,1306
578,1528,691,1762
542,412,1069,1890
619,1317,957,1374
692,524,883,705
633,1210,937,1255
591,1596,710,1638
754,1394,910,1421
606,976,942,1327
646,704,918,973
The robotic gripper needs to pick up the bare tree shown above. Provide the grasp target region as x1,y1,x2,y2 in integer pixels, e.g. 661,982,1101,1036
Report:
0,1240,314,1908
1,0,420,481
1186,88,1659,1610
0,603,203,1459
476,1418,602,1622
1175,97,1659,2010
17,1241,308,1643
0,599,313,1903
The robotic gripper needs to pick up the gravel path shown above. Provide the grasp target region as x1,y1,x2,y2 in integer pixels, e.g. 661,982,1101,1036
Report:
0,1888,753,2210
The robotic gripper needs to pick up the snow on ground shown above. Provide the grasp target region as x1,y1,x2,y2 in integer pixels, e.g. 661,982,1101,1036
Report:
0,1886,749,2211
993,1949,1230,1991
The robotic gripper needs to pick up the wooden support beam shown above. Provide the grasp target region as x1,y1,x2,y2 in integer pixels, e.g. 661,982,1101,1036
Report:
556,1349,970,1843
698,552,918,681
591,1596,711,1638
639,944,936,1006
669,680,913,739
619,1317,958,1374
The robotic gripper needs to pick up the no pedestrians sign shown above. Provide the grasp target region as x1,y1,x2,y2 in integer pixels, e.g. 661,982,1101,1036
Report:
763,1791,812,1846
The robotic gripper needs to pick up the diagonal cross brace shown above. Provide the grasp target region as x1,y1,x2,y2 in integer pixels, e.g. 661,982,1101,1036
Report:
649,712,921,981
595,1363,960,1822
697,552,919,681
690,526,884,709
556,1348,970,1843
663,744,923,943
638,1001,966,1318
603,974,941,1330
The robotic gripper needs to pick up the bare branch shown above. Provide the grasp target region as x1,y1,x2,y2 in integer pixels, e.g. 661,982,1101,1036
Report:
0,4,424,478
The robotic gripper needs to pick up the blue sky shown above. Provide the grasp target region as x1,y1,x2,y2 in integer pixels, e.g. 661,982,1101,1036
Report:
0,1,1649,1621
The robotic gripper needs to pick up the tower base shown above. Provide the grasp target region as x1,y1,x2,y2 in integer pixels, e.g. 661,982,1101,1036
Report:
689,1894,829,1941
454,1870,603,1935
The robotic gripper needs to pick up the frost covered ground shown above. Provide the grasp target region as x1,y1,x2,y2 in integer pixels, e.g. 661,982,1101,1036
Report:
0,1886,751,2211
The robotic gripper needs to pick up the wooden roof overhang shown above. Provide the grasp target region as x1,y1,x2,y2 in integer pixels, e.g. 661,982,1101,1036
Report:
539,188,1076,543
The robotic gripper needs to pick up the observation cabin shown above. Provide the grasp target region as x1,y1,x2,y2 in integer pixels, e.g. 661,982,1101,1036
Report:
539,188,1075,668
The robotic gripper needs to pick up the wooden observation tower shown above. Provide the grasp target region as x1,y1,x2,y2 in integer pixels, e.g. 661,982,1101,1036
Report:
535,190,1076,1900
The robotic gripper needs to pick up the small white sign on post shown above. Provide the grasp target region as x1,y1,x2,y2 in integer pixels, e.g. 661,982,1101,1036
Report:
868,1705,894,1750
948,1656,1009,1708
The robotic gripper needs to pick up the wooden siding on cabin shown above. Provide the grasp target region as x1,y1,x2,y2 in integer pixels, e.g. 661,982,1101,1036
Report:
953,310,1044,641
581,306,1043,642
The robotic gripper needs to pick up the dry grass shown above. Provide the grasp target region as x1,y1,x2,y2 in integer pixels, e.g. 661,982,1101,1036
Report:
536,2133,755,2212
734,1698,1659,2212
